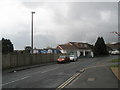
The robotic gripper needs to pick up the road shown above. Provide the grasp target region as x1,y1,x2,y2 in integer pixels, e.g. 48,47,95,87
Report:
2,55,119,89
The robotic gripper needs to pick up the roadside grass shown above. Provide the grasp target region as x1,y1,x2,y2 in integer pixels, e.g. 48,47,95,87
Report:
110,65,120,80
110,58,120,63
110,58,120,80
110,64,120,67
110,58,120,68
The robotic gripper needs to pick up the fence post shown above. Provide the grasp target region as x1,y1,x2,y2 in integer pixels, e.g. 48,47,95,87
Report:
17,53,18,67
8,54,11,69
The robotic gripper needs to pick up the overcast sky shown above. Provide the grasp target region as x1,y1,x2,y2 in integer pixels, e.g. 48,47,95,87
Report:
0,0,119,50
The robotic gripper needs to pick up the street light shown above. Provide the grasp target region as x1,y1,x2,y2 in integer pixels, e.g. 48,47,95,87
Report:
31,12,35,54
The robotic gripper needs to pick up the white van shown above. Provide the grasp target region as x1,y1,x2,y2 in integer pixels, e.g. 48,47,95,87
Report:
111,49,120,55
69,55,78,62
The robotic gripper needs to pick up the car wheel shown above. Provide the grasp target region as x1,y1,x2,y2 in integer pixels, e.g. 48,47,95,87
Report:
69,60,70,63
76,58,78,61
73,59,75,62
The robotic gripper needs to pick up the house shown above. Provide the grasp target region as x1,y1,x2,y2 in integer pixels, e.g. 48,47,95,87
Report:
56,42,94,57
106,42,120,54
106,43,120,51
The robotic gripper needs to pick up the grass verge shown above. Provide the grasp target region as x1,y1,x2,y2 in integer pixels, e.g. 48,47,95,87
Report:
110,58,120,80
110,64,120,67
110,58,120,63
110,67,120,80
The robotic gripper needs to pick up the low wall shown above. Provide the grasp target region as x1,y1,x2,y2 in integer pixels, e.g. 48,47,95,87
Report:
2,53,62,69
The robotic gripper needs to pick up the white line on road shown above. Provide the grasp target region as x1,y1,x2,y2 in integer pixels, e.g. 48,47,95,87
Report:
3,67,58,86
2,76,30,86
41,67,58,73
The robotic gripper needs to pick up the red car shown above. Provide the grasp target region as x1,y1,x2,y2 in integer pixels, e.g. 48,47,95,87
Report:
57,56,70,63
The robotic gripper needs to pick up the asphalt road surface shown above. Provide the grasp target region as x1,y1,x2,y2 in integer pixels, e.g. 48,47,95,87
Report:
2,55,119,89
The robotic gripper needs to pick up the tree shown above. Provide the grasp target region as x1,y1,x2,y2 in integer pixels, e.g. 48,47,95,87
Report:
24,46,32,53
2,38,14,54
94,37,108,56
46,46,52,49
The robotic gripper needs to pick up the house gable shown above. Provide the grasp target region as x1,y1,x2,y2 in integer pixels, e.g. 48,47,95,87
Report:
69,42,91,50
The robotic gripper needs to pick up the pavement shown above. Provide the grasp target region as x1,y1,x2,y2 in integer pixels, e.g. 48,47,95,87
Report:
66,66,119,88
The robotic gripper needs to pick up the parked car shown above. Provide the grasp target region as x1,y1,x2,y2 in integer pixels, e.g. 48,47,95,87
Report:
69,55,78,62
57,56,70,63
111,49,120,55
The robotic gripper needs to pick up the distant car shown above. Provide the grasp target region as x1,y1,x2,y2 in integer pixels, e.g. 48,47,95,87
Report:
69,55,78,62
111,49,120,55
57,56,70,63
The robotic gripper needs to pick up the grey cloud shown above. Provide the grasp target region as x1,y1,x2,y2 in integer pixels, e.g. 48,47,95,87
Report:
51,2,118,44
12,30,59,49
3,2,118,49
22,2,45,9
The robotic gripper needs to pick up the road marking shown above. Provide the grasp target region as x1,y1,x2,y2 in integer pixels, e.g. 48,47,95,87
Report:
87,78,95,81
60,73,80,89
56,64,108,90
2,76,30,86
3,67,58,86
68,72,84,86
41,67,58,73
56,72,83,90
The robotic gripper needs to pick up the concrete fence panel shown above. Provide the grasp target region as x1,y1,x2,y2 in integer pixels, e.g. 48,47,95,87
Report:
24,54,30,66
46,54,51,63
17,54,25,67
49,54,54,62
36,54,42,64
2,54,11,69
2,53,63,69
41,54,47,63
32,55,36,65
10,54,17,68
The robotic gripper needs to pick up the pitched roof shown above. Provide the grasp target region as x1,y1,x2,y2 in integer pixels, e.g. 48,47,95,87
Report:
69,42,91,49
57,44,78,50
106,43,120,50
57,42,92,50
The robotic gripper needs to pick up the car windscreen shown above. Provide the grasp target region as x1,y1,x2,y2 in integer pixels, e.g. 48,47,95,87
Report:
59,56,65,58
69,55,74,57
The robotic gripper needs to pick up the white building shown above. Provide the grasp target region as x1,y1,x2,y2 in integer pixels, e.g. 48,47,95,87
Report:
56,42,94,57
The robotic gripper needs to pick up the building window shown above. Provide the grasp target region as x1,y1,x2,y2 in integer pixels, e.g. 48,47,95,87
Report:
84,44,87,48
81,44,83,47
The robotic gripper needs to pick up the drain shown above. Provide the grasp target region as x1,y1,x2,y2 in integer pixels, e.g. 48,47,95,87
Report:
87,78,95,81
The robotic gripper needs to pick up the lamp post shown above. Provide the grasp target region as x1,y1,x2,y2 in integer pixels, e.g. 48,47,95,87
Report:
31,12,35,54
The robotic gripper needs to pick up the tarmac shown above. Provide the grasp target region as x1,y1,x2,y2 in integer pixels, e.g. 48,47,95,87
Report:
2,62,56,74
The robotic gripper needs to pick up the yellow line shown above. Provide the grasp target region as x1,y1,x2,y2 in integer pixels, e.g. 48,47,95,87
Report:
60,73,80,88
56,64,107,90
57,74,77,89
56,73,81,90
